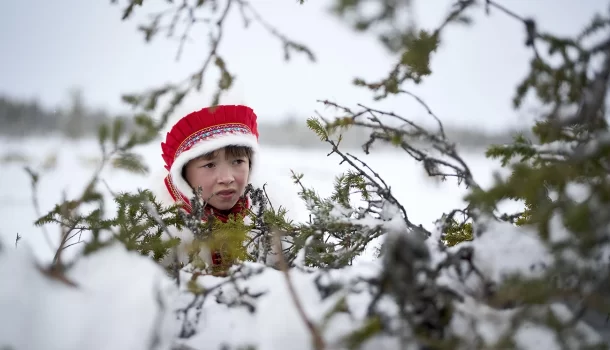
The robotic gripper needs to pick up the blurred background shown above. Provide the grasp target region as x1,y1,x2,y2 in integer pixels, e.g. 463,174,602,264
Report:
0,0,606,261
1,1,605,147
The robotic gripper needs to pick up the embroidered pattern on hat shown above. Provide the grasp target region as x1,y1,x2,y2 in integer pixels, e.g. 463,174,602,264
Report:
175,123,253,159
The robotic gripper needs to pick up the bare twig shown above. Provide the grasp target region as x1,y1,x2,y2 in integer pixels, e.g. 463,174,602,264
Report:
397,89,445,138
119,0,314,128
319,99,478,190
176,264,265,338
39,191,79,288
15,233,21,248
261,183,275,213
274,230,326,350
23,166,55,255
145,201,182,287
147,278,168,350
52,191,73,266
235,0,316,62
101,178,119,198
36,263,78,288
174,2,193,62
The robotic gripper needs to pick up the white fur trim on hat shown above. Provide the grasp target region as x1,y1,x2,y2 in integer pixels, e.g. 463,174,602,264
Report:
169,133,260,198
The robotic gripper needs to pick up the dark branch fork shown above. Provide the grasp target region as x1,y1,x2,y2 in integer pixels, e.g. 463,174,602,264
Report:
314,92,481,240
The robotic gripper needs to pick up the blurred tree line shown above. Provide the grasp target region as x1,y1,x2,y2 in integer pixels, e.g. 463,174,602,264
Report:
0,89,113,139
0,89,532,150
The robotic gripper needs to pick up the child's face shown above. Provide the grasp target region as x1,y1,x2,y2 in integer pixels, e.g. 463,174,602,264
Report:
183,147,250,210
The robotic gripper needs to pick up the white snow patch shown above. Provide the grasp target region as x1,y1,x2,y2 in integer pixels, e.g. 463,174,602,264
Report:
514,323,560,350
463,218,552,284
0,241,178,350
565,182,591,203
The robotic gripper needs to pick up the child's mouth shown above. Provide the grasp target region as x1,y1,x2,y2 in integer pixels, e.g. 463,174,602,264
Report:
216,190,236,199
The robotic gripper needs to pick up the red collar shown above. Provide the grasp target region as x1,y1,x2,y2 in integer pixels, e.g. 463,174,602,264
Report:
163,175,250,222
164,174,250,268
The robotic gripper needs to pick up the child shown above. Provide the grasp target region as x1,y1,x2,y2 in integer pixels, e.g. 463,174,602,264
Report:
150,104,262,269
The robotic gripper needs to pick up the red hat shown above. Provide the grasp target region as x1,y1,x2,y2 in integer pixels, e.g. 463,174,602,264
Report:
161,105,260,198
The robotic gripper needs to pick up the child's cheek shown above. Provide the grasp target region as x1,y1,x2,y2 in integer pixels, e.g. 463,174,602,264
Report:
238,167,250,180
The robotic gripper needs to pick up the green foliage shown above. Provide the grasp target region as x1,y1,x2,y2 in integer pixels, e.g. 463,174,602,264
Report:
341,1,474,99
442,219,473,247
281,115,434,268
149,183,299,275
397,29,439,82
18,1,610,348
333,0,610,250
342,316,383,349
302,1,610,347
185,215,252,274
469,8,610,239
27,110,178,269
284,167,381,268
195,202,294,275
82,189,182,261
332,170,370,208
429,12,610,249
111,152,149,175
437,6,610,342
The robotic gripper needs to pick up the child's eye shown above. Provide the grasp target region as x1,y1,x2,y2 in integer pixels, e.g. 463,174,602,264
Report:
200,163,215,169
233,159,246,165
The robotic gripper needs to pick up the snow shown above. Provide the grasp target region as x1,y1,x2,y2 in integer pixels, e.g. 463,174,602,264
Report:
0,136,607,350
1,223,603,350
0,242,177,350
548,212,573,244
534,140,578,154
514,323,560,350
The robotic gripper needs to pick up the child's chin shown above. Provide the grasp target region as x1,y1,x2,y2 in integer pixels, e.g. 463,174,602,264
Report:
211,200,237,211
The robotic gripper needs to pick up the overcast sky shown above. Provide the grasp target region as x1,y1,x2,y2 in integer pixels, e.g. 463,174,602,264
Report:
0,0,607,132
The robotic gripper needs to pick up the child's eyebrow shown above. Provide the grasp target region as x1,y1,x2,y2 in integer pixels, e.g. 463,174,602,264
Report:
193,153,216,161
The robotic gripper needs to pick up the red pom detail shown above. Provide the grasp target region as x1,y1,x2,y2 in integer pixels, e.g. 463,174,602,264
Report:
211,251,223,266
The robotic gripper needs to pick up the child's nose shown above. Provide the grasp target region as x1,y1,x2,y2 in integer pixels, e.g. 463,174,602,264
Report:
217,165,235,184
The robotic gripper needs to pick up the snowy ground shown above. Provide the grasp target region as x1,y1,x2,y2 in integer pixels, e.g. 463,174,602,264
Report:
0,136,511,263
2,137,607,350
